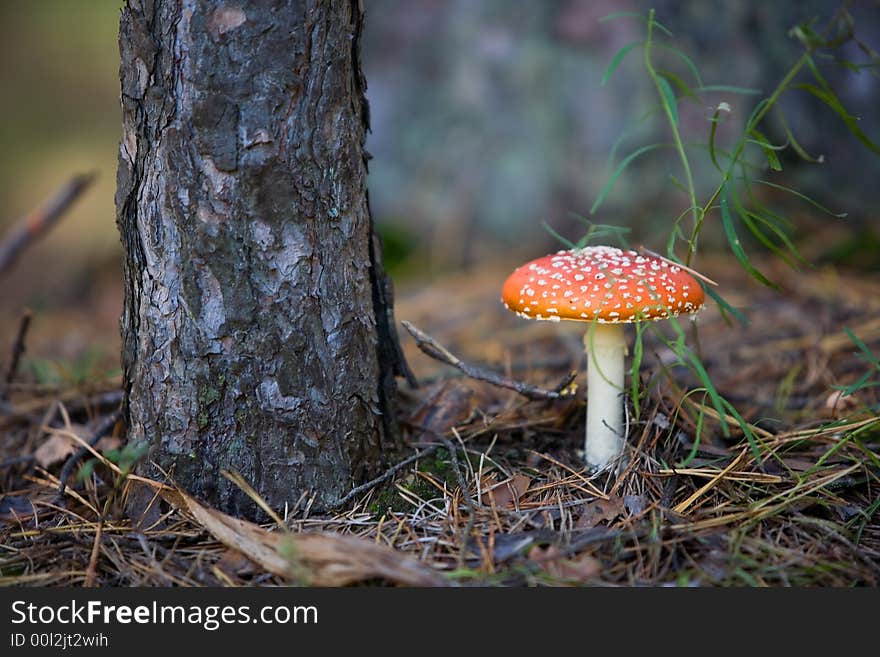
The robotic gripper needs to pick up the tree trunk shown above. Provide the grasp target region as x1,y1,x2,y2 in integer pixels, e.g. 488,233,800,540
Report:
115,0,406,517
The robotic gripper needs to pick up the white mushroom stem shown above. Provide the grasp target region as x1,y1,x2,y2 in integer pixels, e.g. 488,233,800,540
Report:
584,323,626,470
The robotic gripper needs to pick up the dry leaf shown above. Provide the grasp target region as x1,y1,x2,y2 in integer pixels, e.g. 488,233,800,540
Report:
485,473,531,508
215,548,258,577
409,380,476,434
576,495,625,528
174,489,447,587
34,433,78,468
529,545,601,583
33,424,120,469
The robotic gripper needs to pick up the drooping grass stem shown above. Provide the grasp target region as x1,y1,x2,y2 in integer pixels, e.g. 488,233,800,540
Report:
685,49,813,266
644,9,700,259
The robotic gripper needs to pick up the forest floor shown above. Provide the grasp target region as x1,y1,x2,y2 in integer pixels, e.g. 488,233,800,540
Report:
1,248,879,587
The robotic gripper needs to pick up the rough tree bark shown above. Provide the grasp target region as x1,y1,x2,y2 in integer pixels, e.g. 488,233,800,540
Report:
115,0,408,516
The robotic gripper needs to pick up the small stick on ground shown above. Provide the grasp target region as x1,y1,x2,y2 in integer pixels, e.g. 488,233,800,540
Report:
83,515,104,588
436,433,479,569
1,308,33,402
0,173,96,276
329,445,441,511
56,409,123,499
401,320,575,401
637,245,718,286
1,389,124,430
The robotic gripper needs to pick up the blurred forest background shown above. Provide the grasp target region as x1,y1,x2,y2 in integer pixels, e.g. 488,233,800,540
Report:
0,0,877,374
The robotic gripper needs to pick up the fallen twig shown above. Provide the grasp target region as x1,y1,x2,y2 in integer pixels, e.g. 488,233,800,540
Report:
401,320,575,401
56,409,123,498
0,173,96,276
2,308,32,403
0,389,124,429
329,444,441,511
637,245,718,286
436,433,480,569
83,513,104,588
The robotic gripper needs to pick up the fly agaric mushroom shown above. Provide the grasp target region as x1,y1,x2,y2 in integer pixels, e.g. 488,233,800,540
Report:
501,246,705,470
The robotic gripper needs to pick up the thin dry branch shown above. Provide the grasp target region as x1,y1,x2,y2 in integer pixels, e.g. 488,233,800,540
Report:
2,255,879,587
0,173,96,276
436,433,479,568
56,409,123,498
2,308,32,401
329,445,441,511
401,320,576,400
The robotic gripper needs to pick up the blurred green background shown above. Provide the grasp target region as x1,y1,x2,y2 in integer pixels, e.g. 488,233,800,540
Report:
0,0,877,314
1,2,121,304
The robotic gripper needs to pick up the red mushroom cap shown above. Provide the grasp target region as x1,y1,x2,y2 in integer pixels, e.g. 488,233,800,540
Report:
501,246,705,323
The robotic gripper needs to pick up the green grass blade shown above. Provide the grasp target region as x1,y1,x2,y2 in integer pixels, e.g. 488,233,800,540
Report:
837,371,876,396
828,57,875,74
720,398,763,463
741,97,771,137
602,41,643,86
674,331,730,438
740,188,808,266
650,18,674,38
800,56,880,154
666,222,685,256
730,190,788,262
844,326,880,368
737,204,798,268
667,173,687,193
656,75,679,127
854,494,880,545
703,284,749,326
607,107,659,166
565,214,632,248
654,43,702,86
708,106,727,172
591,143,667,214
680,395,707,467
541,221,576,249
630,322,646,419
657,68,699,102
776,107,823,163
750,210,807,266
795,82,880,155
739,174,796,232
658,319,728,434
747,129,789,151
790,21,826,49
754,180,847,218
720,189,779,289
715,96,770,181
747,128,784,171
696,84,762,95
